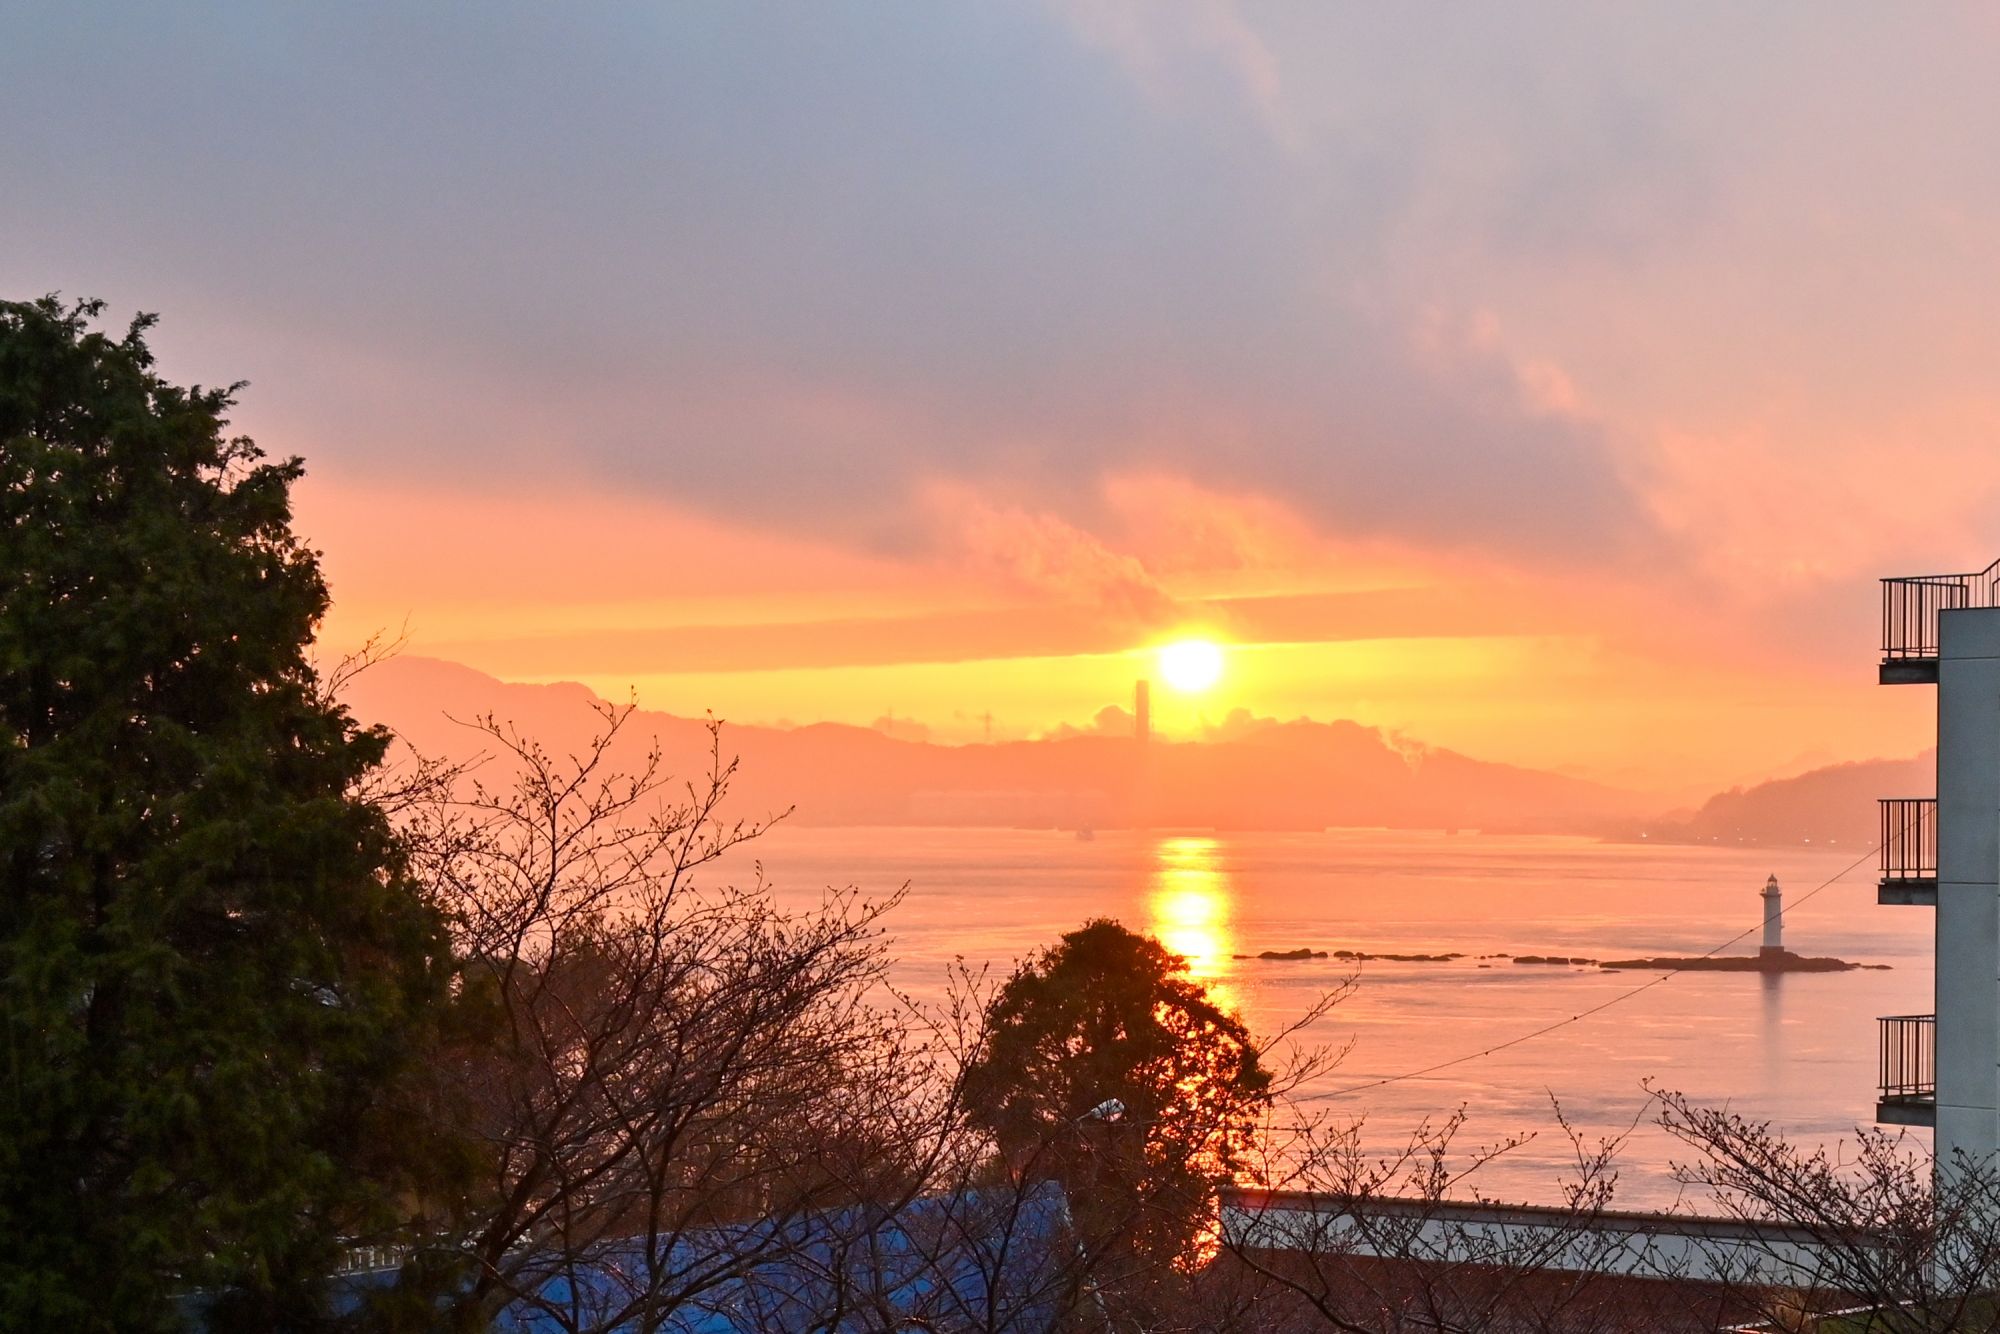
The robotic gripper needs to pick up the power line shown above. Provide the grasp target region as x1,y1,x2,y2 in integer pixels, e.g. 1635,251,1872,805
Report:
1302,840,1885,1102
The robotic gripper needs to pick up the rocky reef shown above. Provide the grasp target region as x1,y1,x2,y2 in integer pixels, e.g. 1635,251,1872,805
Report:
1234,947,1465,962
1597,950,1889,972
1229,946,1887,973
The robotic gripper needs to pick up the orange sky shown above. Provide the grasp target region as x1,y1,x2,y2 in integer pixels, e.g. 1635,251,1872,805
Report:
11,5,1992,798
293,469,1937,799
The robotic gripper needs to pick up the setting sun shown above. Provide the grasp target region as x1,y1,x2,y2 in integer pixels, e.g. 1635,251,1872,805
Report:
1158,638,1225,693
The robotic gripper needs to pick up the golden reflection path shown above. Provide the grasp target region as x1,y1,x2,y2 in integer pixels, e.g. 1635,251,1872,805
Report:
1146,835,1252,1244
1146,835,1238,1012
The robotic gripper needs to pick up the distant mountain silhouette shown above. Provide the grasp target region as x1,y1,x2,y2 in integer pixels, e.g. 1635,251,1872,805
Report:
1638,752,1934,849
340,657,1648,833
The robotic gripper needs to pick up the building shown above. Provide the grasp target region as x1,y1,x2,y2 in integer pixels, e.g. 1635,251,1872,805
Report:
1875,559,2000,1167
1218,1188,1862,1332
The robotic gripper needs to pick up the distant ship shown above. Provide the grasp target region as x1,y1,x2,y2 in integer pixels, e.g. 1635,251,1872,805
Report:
1075,826,1096,842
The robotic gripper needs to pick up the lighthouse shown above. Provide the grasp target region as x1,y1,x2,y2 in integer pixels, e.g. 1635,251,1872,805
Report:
1759,873,1784,958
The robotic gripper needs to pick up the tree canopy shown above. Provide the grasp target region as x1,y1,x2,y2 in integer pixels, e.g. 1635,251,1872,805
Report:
962,917,1274,1262
0,297,452,1330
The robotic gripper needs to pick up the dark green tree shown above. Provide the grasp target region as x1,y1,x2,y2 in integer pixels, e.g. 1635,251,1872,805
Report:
962,918,1274,1264
0,297,453,1330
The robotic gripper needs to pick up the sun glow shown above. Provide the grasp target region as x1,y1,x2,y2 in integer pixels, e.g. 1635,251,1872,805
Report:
1158,638,1224,693
1148,836,1237,1009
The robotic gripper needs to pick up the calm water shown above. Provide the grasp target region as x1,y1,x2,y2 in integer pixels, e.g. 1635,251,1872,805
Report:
741,827,1933,1207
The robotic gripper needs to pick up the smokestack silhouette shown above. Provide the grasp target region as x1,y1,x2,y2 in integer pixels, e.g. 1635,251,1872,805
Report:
1134,679,1151,744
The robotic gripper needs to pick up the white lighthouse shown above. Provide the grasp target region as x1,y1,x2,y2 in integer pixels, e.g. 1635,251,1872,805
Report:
1759,873,1784,958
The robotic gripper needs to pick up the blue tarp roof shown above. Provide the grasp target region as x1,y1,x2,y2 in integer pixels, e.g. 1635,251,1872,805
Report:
501,1182,1077,1333
185,1182,1080,1333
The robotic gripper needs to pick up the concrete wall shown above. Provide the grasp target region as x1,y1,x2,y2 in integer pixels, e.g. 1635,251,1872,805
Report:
1935,608,2000,1166
1221,1192,1865,1288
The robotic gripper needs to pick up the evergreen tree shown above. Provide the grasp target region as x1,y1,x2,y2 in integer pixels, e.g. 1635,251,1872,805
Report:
963,918,1273,1263
0,297,451,1329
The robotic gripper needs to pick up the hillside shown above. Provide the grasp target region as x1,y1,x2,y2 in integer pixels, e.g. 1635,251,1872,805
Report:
340,657,1650,833
1638,752,1934,849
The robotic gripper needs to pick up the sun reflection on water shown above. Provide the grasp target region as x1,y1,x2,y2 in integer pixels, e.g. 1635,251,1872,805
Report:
1147,835,1238,1010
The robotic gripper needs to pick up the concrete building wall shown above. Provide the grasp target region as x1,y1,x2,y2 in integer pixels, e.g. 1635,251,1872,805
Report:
1933,608,2000,1166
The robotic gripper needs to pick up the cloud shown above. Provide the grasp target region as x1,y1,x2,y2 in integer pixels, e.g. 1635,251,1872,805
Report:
10,1,2000,640
1050,0,1294,149
930,489,1181,627
1,1,1667,573
1201,707,1282,743
1046,704,1135,740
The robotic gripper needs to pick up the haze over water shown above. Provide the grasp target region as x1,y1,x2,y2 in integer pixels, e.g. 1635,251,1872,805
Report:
753,826,1932,1208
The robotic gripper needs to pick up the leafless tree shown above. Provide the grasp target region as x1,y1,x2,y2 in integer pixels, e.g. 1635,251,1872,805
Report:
344,698,1202,1334
1657,1087,2000,1332
373,702,950,1332
1206,1098,1693,1334
1201,1082,2000,1334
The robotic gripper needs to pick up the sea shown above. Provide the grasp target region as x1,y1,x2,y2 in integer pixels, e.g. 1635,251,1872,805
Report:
743,826,1932,1209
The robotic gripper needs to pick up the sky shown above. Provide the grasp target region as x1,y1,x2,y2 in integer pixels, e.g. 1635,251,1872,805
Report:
6,2,1994,795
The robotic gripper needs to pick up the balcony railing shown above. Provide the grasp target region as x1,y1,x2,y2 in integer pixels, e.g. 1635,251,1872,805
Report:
1882,560,2000,662
1879,1014,1935,1102
1879,798,1938,887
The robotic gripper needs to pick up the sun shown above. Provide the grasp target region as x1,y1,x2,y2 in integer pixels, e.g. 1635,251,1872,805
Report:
1158,638,1224,693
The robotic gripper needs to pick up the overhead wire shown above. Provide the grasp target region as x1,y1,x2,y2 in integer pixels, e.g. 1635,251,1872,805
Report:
1302,838,1889,1102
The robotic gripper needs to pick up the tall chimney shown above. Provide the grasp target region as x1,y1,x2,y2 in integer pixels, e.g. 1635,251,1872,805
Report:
1134,679,1151,744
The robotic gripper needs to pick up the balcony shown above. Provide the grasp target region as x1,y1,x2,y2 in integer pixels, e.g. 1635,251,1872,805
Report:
1877,798,1937,905
1881,560,2000,683
1877,1014,1935,1127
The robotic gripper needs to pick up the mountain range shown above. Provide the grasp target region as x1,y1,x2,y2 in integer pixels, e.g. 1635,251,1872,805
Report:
341,657,1927,844
1634,752,1933,850
342,658,1649,834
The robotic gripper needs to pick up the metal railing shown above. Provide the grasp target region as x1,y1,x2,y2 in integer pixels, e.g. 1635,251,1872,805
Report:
335,1244,408,1275
1882,559,2000,660
1878,1014,1935,1101
1879,798,1938,884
